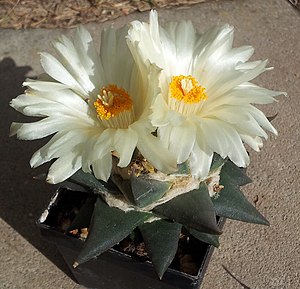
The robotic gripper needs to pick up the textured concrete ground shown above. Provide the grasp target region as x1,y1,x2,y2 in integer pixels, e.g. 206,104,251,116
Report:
0,0,299,288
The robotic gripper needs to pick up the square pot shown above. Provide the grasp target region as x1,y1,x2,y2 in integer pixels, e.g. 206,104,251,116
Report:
37,188,224,289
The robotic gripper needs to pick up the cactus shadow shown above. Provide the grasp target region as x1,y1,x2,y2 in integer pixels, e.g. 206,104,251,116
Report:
0,57,76,282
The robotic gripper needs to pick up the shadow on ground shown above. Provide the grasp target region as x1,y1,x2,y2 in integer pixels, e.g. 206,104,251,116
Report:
0,57,76,282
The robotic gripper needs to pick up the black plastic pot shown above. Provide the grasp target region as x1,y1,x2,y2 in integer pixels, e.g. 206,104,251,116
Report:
37,188,224,289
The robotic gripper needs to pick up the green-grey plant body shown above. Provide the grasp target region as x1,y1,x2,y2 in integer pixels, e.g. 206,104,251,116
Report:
69,153,268,279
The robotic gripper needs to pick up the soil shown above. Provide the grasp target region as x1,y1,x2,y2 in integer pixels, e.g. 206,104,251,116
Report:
0,0,210,29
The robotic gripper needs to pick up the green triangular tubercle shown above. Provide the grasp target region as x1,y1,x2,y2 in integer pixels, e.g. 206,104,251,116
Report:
139,220,182,279
110,173,135,204
74,197,149,266
210,153,227,172
213,162,269,225
153,183,221,235
70,169,107,192
131,174,171,208
177,161,190,174
221,161,251,186
188,228,220,248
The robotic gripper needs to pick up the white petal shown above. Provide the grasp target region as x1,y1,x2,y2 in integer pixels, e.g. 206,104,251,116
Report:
202,83,282,114
198,118,249,167
195,45,254,87
39,52,86,97
50,26,103,95
247,105,278,135
10,115,92,140
164,20,196,74
13,100,74,118
150,94,171,126
168,120,196,163
193,25,234,77
223,45,254,65
92,153,112,182
126,56,160,120
73,26,104,86
30,130,85,168
128,10,176,75
236,60,265,71
157,125,172,148
101,25,134,90
240,135,263,152
10,94,52,117
189,141,213,180
134,124,177,173
140,62,162,115
93,129,115,160
10,118,60,140
151,94,184,127
53,36,95,94
23,79,67,91
206,60,268,99
114,128,138,167
47,153,82,184
10,89,96,125
236,82,286,101
203,105,249,122
209,45,254,71
203,105,268,139
81,132,102,173
32,89,91,119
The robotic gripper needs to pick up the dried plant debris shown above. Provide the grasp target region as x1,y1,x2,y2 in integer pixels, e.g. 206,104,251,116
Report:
0,0,210,29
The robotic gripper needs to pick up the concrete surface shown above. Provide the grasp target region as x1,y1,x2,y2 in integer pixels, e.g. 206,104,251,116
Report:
0,0,299,288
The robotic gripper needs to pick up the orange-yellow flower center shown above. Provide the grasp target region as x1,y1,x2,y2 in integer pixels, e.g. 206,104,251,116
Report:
169,75,207,104
94,84,133,120
93,84,135,129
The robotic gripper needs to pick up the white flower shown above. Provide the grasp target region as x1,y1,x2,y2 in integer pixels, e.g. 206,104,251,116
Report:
128,11,285,180
10,25,176,184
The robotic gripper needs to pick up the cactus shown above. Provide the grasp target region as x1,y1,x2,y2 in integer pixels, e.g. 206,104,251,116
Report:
68,152,268,279
9,12,282,281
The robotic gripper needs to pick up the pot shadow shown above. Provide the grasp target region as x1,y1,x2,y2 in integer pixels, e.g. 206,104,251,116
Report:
222,265,252,289
0,57,76,282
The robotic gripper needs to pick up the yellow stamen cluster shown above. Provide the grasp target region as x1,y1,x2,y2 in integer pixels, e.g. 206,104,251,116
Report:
169,75,207,104
94,84,133,120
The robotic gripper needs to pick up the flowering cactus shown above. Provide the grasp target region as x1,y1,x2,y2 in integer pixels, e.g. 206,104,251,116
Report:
10,11,284,279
